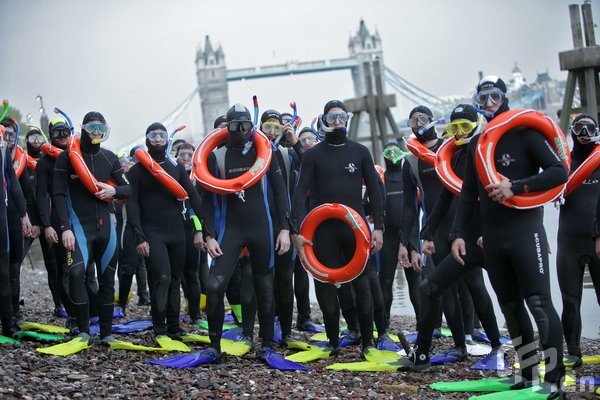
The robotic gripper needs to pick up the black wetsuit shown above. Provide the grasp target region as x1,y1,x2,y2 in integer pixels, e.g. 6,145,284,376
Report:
126,150,203,336
291,131,383,349
454,125,567,383
54,136,130,338
201,140,289,350
416,141,501,354
559,139,600,357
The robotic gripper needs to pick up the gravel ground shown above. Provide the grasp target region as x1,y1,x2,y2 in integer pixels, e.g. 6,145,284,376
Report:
2,247,599,399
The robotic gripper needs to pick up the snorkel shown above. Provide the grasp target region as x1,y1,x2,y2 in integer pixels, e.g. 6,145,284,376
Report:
27,124,49,143
53,107,75,136
418,117,445,136
0,100,9,123
165,125,187,165
242,95,259,156
273,101,298,147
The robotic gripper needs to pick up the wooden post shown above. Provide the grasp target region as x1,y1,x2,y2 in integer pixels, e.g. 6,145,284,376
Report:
569,4,584,48
373,59,389,149
364,61,382,164
584,68,598,119
348,112,361,140
560,72,577,133
582,3,597,46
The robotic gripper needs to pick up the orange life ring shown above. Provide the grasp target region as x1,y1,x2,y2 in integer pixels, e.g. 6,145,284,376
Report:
299,203,371,285
375,165,385,184
564,145,600,196
12,146,27,178
475,109,571,209
435,139,463,196
406,136,436,166
68,135,114,202
193,127,272,194
26,154,37,171
134,148,188,201
41,143,64,159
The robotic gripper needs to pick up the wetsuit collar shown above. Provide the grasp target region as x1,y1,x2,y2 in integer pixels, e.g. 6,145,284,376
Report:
80,132,100,155
325,130,347,146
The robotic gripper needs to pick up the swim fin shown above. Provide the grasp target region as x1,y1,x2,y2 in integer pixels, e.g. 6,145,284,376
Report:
430,347,467,365
582,355,600,365
310,332,329,342
155,335,190,352
112,307,125,319
223,311,236,324
284,339,311,351
102,336,163,352
377,334,403,352
198,320,236,331
466,341,492,356
36,333,92,357
472,330,512,345
13,331,64,342
222,338,252,356
404,332,418,343
363,347,402,363
181,333,211,344
258,347,310,371
285,345,334,363
470,349,507,371
430,377,522,393
199,293,206,310
0,335,19,345
297,321,325,333
327,361,399,372
19,321,70,334
230,304,242,323
146,348,220,368
222,327,244,342
114,290,134,304
112,319,153,334
440,328,452,337
468,382,562,400
71,323,100,336
339,332,360,347
273,321,283,344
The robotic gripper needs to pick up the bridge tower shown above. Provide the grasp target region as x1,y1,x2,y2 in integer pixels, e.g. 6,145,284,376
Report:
348,20,384,97
196,35,229,134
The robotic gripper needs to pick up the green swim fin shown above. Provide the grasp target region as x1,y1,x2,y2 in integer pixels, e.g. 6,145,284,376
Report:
37,333,91,356
310,332,330,342
582,355,600,365
20,321,70,334
155,335,190,352
198,320,236,331
468,383,562,400
222,338,252,356
440,328,453,337
181,333,211,344
0,335,19,345
285,346,334,363
430,377,519,393
327,361,399,372
230,304,242,323
14,331,64,342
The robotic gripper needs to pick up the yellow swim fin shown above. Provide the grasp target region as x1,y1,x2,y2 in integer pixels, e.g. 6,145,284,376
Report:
20,321,70,334
156,335,190,352
36,333,91,357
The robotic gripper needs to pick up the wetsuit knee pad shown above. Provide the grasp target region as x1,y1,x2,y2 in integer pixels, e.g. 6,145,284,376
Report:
420,278,439,297
206,274,225,295
525,295,550,333
68,265,86,282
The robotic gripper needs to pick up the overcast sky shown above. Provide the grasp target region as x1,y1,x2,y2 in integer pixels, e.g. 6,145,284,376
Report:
1,0,595,150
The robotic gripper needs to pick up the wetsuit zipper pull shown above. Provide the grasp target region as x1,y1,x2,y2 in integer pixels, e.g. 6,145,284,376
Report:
553,196,565,209
236,190,246,203
181,202,187,219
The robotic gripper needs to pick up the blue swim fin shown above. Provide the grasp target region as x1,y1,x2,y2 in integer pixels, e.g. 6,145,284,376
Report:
258,347,310,371
472,330,512,345
273,321,283,345
297,321,325,333
112,319,153,334
339,332,361,348
146,348,220,368
222,327,244,342
377,334,403,352
470,350,507,371
430,348,467,365
71,323,100,336
112,307,125,319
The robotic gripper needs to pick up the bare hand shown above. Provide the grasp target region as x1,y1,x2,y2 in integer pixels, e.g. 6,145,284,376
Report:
410,250,423,272
193,231,205,250
366,215,374,224
486,175,514,204
45,226,59,245
371,229,383,254
206,237,223,259
284,123,297,145
291,234,312,261
95,182,116,200
398,244,409,268
275,229,291,255
62,230,76,252
422,240,435,256
22,214,32,237
30,225,41,239
136,241,150,257
477,236,484,249
451,238,467,266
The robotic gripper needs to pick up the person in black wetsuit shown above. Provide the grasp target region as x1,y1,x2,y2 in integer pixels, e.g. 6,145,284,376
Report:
0,123,28,337
53,111,130,342
398,106,466,353
291,100,384,355
451,76,567,397
202,104,290,361
398,104,502,370
560,114,600,368
126,123,204,341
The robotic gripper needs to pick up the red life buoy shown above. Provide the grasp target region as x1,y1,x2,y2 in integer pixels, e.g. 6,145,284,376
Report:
193,127,272,194
435,139,462,196
475,109,571,209
68,135,114,202
375,165,385,184
134,148,188,201
564,145,600,196
26,153,37,171
406,137,436,166
299,203,371,285
41,143,64,159
12,146,27,178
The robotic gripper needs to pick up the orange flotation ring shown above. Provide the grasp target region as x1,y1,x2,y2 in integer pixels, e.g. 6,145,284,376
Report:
193,127,272,194
375,165,385,184
406,137,436,166
134,148,188,201
299,203,371,285
564,145,600,196
12,146,27,178
475,109,571,209
435,140,463,196
41,143,64,159
68,135,114,202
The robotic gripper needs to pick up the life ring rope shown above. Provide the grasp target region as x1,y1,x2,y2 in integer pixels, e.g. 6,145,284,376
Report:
135,148,188,201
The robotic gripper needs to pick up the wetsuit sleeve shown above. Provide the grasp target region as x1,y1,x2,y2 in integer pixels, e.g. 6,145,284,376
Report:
509,131,569,195
110,156,130,200
35,159,52,227
291,140,305,161
20,169,39,225
421,187,453,241
53,152,72,231
453,140,479,240
7,152,27,218
291,150,315,234
124,166,146,245
596,191,600,239
269,155,290,232
361,146,383,230
178,164,203,228
200,152,217,239
400,160,420,251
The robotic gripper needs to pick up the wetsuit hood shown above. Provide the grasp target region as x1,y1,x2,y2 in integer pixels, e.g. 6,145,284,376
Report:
145,122,167,161
25,129,43,158
80,111,106,154
409,106,437,143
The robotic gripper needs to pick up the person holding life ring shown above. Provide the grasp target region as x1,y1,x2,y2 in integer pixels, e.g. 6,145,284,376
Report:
53,111,130,351
126,123,204,345
451,76,567,396
291,100,384,357
200,104,290,363
560,114,600,369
